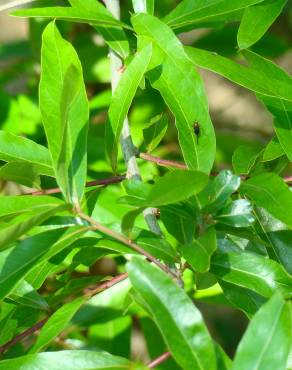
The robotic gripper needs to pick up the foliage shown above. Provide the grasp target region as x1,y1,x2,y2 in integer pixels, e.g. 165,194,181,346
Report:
0,0,291,369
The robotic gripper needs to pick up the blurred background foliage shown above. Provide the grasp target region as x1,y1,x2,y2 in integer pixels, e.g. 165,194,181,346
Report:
0,0,291,362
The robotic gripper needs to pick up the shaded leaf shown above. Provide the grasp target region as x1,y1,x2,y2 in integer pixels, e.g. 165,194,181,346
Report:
143,114,168,152
232,145,261,175
8,280,48,311
263,137,285,162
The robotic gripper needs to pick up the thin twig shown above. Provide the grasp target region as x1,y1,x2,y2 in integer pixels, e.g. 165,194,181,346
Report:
26,176,125,196
83,272,128,296
148,351,171,368
139,152,187,170
78,211,176,277
0,318,48,354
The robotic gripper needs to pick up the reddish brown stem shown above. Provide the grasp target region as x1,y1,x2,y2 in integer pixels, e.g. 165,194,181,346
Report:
139,152,187,170
84,272,128,296
0,318,48,354
26,176,125,196
148,351,171,368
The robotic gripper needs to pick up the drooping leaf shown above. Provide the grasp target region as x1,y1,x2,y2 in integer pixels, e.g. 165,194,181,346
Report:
0,131,53,177
238,0,287,49
29,297,85,353
127,257,216,370
215,199,255,228
0,350,131,370
211,251,292,298
145,170,208,206
105,44,152,172
232,292,292,370
164,0,264,32
240,173,292,228
132,13,216,173
186,47,292,104
40,21,89,205
181,227,217,273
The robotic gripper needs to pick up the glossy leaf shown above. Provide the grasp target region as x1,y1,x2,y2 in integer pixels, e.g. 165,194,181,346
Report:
0,131,53,177
238,0,287,49
132,0,154,14
164,0,263,32
8,280,48,311
127,257,216,370
145,170,208,206
105,44,152,172
29,297,85,353
0,350,131,370
40,21,89,205
240,173,292,228
266,230,292,275
181,228,217,273
232,145,261,175
215,199,255,228
198,170,241,212
211,251,292,298
132,13,216,173
232,292,292,370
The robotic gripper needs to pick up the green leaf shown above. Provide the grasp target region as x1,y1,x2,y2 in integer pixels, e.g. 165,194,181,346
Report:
0,227,87,301
266,230,292,275
143,114,168,152
240,173,292,228
232,145,261,175
40,21,89,205
8,280,48,311
105,44,152,172
29,297,84,353
132,14,216,173
186,47,292,104
263,137,285,161
232,292,292,370
215,199,255,227
198,170,241,212
0,131,53,177
12,4,130,29
145,170,208,206
164,0,264,32
238,0,287,49
0,161,41,189
181,227,217,273
127,257,216,370
210,251,292,298
0,350,131,370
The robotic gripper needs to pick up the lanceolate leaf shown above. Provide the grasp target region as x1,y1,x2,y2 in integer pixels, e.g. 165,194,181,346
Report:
40,21,89,205
0,350,131,370
185,47,292,104
232,292,292,370
0,161,41,189
210,251,292,298
105,44,152,172
238,0,287,49
164,0,264,32
0,131,53,177
127,257,216,370
29,297,85,353
240,173,292,228
132,14,216,173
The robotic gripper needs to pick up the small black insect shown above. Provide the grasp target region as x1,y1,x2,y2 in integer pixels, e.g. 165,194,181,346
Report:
193,121,200,143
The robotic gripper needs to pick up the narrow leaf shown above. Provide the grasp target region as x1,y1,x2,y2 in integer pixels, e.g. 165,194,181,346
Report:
127,257,216,370
0,161,41,189
232,293,292,370
40,21,89,205
105,44,152,172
